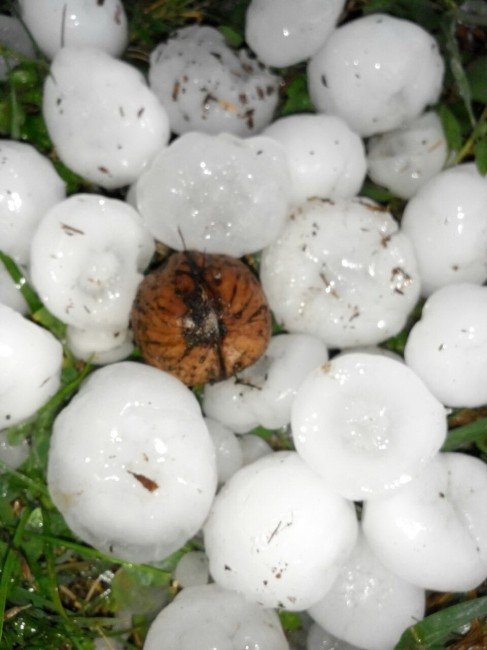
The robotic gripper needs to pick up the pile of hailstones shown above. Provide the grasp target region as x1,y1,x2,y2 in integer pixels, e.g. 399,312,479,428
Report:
1,1,487,649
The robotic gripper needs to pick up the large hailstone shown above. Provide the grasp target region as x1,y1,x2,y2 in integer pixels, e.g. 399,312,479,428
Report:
0,15,35,80
308,14,444,137
18,0,128,60
291,354,446,501
0,304,63,429
401,163,487,295
30,194,154,335
149,25,280,137
363,452,487,592
367,112,447,199
0,140,65,265
405,283,487,407
47,362,217,563
43,47,170,189
245,0,345,68
260,198,420,348
136,132,291,256
203,333,328,433
204,451,358,611
144,584,289,650
308,533,425,650
262,115,366,205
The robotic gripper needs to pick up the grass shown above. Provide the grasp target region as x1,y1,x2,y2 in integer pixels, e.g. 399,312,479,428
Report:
0,0,486,647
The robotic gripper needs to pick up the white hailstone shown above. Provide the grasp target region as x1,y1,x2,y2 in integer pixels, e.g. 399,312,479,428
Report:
262,114,366,205
367,112,447,199
336,346,404,363
203,333,328,433
291,354,446,501
0,266,28,315
136,132,291,256
0,303,63,429
401,163,487,295
144,584,289,650
204,417,243,485
405,283,487,407
307,624,363,650
30,194,155,332
0,140,65,265
308,533,425,650
245,0,345,68
308,14,444,137
204,451,358,611
239,433,272,466
149,25,281,137
18,0,128,60
47,362,217,563
174,551,209,588
363,452,487,592
43,47,170,189
0,431,29,471
260,198,420,348
0,15,35,80
66,325,134,365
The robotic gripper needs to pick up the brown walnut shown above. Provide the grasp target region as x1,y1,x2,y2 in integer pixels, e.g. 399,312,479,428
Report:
131,251,272,386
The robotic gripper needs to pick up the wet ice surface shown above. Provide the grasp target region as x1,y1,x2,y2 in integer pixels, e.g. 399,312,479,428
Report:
205,417,243,485
66,325,134,366
0,430,29,471
149,25,280,137
0,264,28,315
136,132,291,256
174,551,209,588
307,623,363,650
260,198,420,348
47,362,217,564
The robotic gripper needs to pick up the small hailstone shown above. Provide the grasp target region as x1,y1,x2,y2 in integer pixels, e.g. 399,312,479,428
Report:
308,14,444,137
0,140,65,265
18,0,128,60
43,47,170,189
307,624,363,650
0,431,29,471
66,326,134,365
144,584,289,650
262,114,366,205
0,15,35,80
149,25,281,137
292,354,447,501
0,303,63,428
260,198,420,348
308,533,425,650
47,362,217,563
0,265,28,315
245,0,345,68
204,417,243,485
30,194,155,332
363,452,487,592
203,333,328,433
367,112,447,199
204,451,358,611
239,433,272,466
136,132,291,256
401,163,487,295
174,551,210,588
405,283,487,407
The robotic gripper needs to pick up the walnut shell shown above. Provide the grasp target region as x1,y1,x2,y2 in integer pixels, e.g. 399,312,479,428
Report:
131,251,272,386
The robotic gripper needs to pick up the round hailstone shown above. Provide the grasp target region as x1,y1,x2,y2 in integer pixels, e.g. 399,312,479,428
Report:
0,431,29,471
0,265,28,315
367,112,447,199
308,533,425,650
18,0,128,60
0,140,65,265
66,326,134,365
245,0,345,68
174,551,209,588
144,584,289,650
203,333,328,433
149,25,280,137
30,194,155,332
204,451,358,611
0,303,63,429
204,418,243,485
401,163,487,295
363,452,487,592
307,14,444,137
307,624,363,650
291,354,447,501
262,114,366,205
47,362,217,563
405,283,487,407
43,47,170,189
0,15,35,80
260,198,420,348
239,433,272,466
136,132,291,256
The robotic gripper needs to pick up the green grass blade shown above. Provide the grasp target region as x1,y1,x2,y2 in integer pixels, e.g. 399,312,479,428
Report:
443,417,487,451
0,250,43,314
